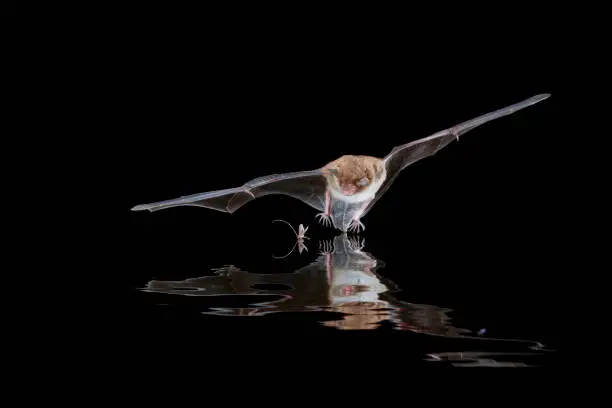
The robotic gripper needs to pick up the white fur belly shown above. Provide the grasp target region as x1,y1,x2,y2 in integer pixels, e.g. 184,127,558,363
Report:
329,176,385,204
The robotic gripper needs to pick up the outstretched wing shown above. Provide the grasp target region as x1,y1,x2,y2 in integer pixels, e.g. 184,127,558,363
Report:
131,169,329,213
361,93,551,217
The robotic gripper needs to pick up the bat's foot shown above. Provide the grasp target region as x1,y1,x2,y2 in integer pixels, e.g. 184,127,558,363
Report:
318,239,334,255
315,212,333,228
348,236,365,251
347,219,366,233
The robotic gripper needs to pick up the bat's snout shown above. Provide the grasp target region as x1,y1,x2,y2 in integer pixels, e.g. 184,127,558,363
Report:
341,184,358,195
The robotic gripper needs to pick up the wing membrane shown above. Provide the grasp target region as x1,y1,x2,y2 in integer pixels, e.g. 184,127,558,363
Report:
360,93,550,217
130,187,244,213
238,170,328,212
387,93,550,172
131,169,328,213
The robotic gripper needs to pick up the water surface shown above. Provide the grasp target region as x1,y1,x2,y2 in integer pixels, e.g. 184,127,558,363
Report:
135,233,554,367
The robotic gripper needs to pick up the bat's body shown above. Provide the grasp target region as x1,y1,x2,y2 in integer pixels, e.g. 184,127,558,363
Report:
132,94,550,232
317,154,387,232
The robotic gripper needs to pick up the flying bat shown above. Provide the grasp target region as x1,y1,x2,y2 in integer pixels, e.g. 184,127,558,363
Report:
131,93,550,232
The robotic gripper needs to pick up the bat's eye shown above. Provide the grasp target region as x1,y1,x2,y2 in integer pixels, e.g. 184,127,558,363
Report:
357,177,370,187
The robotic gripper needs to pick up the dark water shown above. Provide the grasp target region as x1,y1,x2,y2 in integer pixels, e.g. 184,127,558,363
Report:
126,211,559,367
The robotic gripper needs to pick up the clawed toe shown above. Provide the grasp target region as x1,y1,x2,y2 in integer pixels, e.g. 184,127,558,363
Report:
348,237,365,251
451,129,460,141
315,213,333,228
318,239,334,255
348,219,365,233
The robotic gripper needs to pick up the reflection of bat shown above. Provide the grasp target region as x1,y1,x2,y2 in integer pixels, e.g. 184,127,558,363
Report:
141,233,550,347
131,94,550,232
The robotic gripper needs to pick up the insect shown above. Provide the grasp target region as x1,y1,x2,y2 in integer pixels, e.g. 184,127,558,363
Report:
271,219,309,259
131,94,550,232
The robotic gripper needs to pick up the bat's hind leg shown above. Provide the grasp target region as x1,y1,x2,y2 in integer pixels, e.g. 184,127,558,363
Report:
315,190,334,228
347,199,371,233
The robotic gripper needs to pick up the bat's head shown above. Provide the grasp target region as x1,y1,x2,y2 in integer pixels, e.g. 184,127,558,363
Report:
340,176,370,196
325,156,384,196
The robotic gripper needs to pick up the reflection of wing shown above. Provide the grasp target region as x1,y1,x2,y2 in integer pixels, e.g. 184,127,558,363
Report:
131,169,328,213
361,94,550,217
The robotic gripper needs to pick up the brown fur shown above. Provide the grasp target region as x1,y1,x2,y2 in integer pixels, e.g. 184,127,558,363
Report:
323,155,385,193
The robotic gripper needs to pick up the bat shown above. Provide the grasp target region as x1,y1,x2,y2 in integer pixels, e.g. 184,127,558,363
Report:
131,93,550,232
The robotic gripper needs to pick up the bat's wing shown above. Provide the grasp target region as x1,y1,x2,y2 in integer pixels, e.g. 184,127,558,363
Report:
131,169,329,213
361,93,550,217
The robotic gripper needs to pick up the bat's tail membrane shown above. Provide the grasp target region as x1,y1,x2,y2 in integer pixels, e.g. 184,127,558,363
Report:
449,93,550,138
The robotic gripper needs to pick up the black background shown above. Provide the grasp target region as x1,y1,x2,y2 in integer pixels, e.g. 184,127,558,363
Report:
2,1,15,16
103,7,565,368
